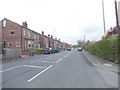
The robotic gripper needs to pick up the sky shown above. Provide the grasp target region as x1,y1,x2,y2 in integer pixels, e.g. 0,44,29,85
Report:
0,0,119,45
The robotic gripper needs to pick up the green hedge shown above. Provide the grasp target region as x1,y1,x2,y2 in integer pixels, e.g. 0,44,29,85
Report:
35,48,44,54
85,36,118,63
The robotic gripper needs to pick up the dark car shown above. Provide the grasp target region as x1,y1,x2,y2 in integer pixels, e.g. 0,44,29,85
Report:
44,48,51,54
50,48,60,53
78,48,82,51
67,48,71,51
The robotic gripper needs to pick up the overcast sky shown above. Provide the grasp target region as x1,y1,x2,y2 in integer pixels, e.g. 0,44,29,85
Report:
0,0,119,44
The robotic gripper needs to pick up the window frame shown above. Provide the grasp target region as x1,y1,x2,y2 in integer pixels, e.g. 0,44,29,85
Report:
10,30,15,35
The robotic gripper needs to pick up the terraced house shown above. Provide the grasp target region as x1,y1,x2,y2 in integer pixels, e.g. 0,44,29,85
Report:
0,18,41,59
22,22,40,55
0,18,70,59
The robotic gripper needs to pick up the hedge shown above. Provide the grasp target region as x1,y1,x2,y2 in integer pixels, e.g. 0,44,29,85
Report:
85,35,119,63
35,48,44,54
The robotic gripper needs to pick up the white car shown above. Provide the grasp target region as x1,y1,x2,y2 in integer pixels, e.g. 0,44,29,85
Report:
78,48,82,51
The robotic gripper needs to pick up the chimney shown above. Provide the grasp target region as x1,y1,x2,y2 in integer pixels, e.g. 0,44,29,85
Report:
22,21,28,28
55,37,57,40
48,34,50,38
51,35,53,39
42,31,44,35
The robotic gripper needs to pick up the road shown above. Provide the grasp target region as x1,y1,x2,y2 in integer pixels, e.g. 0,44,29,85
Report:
1,49,118,88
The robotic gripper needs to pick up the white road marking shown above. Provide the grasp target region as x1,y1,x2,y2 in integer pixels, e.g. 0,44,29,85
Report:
104,63,112,67
30,59,43,63
28,65,53,82
63,55,67,58
56,58,62,63
40,61,56,63
23,65,46,68
0,65,21,73
64,53,70,58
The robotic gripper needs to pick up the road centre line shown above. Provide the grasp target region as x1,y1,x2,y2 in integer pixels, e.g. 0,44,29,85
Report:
23,65,47,68
28,65,53,82
64,53,70,58
0,65,21,73
56,57,64,63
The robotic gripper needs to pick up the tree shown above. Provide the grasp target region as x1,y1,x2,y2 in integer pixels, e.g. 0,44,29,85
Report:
77,40,84,47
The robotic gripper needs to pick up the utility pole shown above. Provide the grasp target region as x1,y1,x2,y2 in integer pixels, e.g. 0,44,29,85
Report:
83,35,85,49
102,0,106,34
115,0,119,27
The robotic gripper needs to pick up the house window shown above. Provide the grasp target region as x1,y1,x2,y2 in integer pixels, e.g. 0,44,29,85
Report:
28,41,31,48
8,42,12,47
37,35,39,40
34,34,36,39
28,32,30,37
16,42,20,48
31,41,33,47
23,30,25,36
3,20,6,27
10,30,15,35
24,41,26,50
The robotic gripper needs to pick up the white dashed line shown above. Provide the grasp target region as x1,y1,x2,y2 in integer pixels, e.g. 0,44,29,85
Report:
28,65,53,82
0,65,21,73
23,65,47,68
40,61,56,63
56,57,64,63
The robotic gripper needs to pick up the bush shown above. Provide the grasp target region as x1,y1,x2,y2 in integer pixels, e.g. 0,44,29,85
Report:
35,48,44,54
85,36,118,63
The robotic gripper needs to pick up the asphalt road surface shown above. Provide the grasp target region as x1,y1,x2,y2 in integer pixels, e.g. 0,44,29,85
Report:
1,49,118,88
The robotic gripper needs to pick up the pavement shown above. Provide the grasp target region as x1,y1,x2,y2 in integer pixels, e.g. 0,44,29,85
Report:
82,50,118,73
0,49,118,88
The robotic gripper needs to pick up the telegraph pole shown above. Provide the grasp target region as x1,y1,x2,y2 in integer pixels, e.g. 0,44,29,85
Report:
115,0,119,27
102,0,106,34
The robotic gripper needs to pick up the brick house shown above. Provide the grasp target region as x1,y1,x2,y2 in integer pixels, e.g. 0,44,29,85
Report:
1,18,41,56
48,35,54,48
54,38,59,48
1,18,22,59
39,31,49,49
21,22,40,55
2,18,22,49
0,20,2,54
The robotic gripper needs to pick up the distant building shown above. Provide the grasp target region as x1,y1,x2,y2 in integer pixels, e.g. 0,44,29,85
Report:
39,31,49,49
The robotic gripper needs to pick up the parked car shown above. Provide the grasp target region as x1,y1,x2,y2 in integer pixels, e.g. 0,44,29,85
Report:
50,48,60,53
78,47,82,51
67,48,71,51
44,48,51,54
